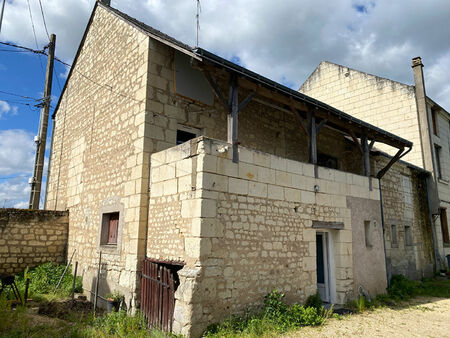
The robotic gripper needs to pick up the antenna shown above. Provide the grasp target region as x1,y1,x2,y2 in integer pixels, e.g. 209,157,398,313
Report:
195,0,201,47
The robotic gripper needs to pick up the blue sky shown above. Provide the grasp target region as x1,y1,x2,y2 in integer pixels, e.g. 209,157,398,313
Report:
0,0,449,208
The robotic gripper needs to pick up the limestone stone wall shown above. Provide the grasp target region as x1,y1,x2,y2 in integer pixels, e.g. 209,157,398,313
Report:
374,156,434,279
45,5,150,308
300,61,422,167
147,137,383,336
431,106,450,258
0,209,68,275
144,39,363,176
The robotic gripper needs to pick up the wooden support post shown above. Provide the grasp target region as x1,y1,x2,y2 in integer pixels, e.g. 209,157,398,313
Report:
362,134,370,177
377,148,404,179
310,111,317,166
230,75,239,163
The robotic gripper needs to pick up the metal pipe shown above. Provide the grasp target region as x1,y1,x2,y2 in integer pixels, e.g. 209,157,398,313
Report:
378,178,391,287
94,251,102,315
425,175,442,271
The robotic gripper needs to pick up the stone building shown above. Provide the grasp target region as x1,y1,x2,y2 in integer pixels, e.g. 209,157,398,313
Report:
45,1,433,336
301,59,450,269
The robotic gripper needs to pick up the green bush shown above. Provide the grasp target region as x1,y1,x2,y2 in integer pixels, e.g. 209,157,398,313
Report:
305,292,322,310
205,289,328,337
387,274,420,300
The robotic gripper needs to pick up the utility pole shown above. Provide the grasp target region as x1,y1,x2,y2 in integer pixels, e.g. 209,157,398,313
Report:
29,34,55,209
0,0,6,34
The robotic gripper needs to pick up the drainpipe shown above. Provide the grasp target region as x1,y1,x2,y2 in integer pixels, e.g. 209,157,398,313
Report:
425,174,442,271
378,178,390,287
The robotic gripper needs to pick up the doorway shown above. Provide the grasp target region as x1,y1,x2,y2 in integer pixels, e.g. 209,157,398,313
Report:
316,232,330,302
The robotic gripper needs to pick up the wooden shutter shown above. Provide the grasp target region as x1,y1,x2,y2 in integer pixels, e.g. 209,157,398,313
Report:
441,208,450,244
108,213,119,244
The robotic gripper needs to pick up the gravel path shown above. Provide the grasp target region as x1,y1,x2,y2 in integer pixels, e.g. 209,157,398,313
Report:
287,297,450,338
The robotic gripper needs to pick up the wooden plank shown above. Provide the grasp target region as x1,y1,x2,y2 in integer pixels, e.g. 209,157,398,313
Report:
202,69,228,110
159,265,163,329
376,147,404,179
349,130,363,155
362,134,370,176
309,111,317,165
316,118,327,134
238,91,255,112
312,220,345,230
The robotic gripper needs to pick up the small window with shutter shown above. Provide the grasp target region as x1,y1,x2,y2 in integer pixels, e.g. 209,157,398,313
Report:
100,212,120,246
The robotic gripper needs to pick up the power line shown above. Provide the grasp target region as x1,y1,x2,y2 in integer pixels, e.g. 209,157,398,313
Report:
0,41,46,55
0,49,31,53
26,0,45,76
0,89,41,101
38,0,50,41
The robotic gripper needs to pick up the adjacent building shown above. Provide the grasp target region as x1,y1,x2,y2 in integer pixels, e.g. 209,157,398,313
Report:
301,58,450,269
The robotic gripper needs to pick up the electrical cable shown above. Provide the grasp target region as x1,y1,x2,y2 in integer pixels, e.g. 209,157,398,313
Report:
26,0,45,76
38,0,50,41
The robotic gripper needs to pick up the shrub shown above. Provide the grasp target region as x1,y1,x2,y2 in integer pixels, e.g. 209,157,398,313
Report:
205,289,328,336
305,292,322,310
387,275,419,300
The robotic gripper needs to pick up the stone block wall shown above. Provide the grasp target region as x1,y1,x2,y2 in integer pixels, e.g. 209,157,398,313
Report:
374,155,434,279
147,137,383,336
300,61,422,167
0,209,68,275
45,5,151,308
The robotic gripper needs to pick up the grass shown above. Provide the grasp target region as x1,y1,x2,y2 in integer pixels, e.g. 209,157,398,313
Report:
2,265,449,337
3,262,83,302
347,275,450,313
204,290,332,337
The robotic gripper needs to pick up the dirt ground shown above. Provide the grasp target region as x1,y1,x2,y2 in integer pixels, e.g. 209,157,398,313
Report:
287,297,450,338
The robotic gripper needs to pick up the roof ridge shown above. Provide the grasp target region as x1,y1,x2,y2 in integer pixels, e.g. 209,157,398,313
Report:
320,60,414,89
98,2,193,52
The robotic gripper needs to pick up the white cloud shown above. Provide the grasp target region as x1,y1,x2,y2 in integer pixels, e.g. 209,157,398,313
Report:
0,130,49,208
2,0,448,110
0,129,35,175
0,100,19,118
0,177,30,208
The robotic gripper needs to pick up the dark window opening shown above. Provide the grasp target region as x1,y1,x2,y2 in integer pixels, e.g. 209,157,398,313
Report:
404,225,413,246
318,153,338,170
435,145,442,179
391,224,398,247
440,208,450,244
176,129,196,145
364,220,372,248
431,108,438,136
101,212,119,245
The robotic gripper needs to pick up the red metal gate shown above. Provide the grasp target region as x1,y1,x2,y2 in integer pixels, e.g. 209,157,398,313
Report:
140,259,179,332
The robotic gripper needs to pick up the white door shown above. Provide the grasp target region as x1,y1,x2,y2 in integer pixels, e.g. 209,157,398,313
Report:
316,232,330,302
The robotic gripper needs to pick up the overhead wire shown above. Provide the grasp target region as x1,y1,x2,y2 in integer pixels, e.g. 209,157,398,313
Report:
26,0,45,76
0,89,41,101
38,0,50,41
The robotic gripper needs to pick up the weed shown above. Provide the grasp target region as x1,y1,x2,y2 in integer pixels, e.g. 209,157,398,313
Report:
205,289,329,337
5,263,83,301
333,313,343,320
305,292,323,310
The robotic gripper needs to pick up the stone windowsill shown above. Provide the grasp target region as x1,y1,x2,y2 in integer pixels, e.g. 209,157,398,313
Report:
438,178,449,185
